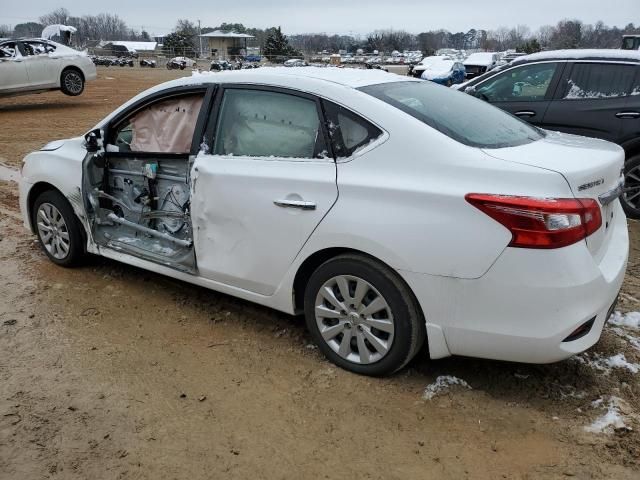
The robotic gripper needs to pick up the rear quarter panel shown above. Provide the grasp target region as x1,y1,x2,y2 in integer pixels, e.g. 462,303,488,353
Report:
292,95,576,279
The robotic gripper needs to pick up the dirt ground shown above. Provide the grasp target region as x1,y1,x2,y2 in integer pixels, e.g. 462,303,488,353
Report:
1,67,639,479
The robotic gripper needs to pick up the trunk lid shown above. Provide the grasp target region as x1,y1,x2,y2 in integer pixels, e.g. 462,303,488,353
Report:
482,130,625,258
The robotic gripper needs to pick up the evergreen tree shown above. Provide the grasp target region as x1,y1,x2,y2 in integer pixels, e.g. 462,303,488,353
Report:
263,27,299,60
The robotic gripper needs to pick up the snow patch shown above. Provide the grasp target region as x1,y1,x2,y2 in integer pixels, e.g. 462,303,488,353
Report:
609,311,640,329
514,49,640,64
584,396,630,434
564,80,626,99
573,352,640,374
423,375,471,400
604,353,639,373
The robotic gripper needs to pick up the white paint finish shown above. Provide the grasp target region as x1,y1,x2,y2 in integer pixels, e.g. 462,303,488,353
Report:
19,137,87,232
18,68,630,365
0,54,29,91
0,40,96,97
191,154,337,295
483,130,625,259
401,202,627,362
23,54,56,88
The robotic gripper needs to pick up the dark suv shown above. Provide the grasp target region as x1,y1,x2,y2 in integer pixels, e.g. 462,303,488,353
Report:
459,50,640,217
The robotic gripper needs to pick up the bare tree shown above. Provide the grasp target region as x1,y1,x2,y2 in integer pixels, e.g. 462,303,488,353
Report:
39,7,70,27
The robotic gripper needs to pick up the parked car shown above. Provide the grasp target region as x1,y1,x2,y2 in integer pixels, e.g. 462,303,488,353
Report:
167,57,197,70
459,49,640,217
463,52,500,79
284,58,308,67
210,60,234,71
410,56,465,86
115,57,134,67
364,63,388,72
19,68,627,376
0,38,96,97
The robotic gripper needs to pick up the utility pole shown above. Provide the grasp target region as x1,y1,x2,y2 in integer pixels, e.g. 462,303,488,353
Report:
198,19,202,58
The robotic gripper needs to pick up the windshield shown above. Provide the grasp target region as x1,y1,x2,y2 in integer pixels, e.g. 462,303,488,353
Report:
359,81,543,149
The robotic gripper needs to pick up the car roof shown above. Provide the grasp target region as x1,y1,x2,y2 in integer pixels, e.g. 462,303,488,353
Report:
512,49,640,65
163,67,415,90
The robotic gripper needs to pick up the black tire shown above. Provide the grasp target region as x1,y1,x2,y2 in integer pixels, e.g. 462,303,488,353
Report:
32,190,85,267
60,68,85,96
304,254,426,376
622,154,640,219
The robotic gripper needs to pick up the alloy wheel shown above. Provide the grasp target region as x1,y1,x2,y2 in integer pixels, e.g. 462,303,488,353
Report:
314,275,395,364
36,203,70,260
64,72,83,95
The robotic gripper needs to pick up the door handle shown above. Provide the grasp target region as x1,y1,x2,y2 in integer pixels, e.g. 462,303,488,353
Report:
616,111,640,119
273,199,317,210
514,111,536,117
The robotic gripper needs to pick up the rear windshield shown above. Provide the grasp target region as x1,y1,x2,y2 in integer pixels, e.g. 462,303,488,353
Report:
359,81,543,148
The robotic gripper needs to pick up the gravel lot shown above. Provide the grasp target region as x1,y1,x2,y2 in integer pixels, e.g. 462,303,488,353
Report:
0,67,639,479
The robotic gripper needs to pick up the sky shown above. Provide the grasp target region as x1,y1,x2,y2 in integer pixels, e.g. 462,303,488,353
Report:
3,0,638,37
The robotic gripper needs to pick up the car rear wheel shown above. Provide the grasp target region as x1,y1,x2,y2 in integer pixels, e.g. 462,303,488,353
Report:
32,190,85,267
304,254,425,376
622,154,640,219
60,69,84,96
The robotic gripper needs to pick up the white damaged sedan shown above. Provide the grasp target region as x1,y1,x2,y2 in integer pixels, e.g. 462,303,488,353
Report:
19,68,628,376
0,38,96,97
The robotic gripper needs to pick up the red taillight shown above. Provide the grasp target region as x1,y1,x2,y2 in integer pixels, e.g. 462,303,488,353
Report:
465,194,602,249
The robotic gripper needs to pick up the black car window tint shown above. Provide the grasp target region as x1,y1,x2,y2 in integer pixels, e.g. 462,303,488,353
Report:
561,63,636,100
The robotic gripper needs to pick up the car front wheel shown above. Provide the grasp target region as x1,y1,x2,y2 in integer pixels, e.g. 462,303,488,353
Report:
32,190,85,267
304,254,425,376
622,153,640,219
60,69,84,96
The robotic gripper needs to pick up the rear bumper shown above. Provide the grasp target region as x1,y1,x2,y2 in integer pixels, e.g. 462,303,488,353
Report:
85,64,97,81
400,201,629,363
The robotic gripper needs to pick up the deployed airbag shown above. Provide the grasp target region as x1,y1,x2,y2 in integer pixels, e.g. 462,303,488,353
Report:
130,94,203,153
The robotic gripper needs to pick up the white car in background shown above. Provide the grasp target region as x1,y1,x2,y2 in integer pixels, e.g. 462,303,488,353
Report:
463,51,501,79
19,68,628,376
0,38,96,97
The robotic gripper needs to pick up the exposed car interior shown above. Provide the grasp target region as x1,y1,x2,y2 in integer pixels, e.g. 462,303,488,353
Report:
0,42,17,58
22,40,56,56
83,91,205,272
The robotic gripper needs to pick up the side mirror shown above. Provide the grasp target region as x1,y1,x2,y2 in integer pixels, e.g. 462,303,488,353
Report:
85,129,102,153
464,86,476,95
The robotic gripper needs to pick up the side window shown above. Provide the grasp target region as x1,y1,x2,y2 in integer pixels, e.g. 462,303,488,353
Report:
560,63,636,100
111,93,204,153
213,89,327,159
23,41,54,56
476,62,559,102
323,101,383,158
0,43,17,58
